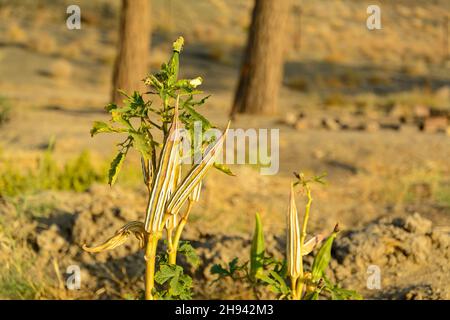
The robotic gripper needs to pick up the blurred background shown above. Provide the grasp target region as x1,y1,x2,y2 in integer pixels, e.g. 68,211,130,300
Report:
0,0,449,300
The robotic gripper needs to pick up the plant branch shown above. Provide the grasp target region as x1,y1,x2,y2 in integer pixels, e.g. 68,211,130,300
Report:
169,200,194,264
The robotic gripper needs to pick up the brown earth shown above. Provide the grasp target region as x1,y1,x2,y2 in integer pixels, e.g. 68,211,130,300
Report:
0,0,449,300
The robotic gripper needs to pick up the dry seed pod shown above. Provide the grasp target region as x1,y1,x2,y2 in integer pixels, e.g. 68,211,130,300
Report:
302,234,324,256
166,122,230,216
82,221,146,253
287,183,301,278
189,181,202,202
144,99,182,232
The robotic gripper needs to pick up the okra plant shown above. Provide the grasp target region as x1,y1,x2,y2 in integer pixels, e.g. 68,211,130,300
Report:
82,37,232,300
212,173,361,300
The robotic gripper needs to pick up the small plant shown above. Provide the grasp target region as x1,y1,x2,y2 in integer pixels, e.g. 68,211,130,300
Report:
82,37,231,300
212,173,361,300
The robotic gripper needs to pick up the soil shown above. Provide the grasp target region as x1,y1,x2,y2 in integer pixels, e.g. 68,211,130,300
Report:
1,184,448,300
0,0,449,300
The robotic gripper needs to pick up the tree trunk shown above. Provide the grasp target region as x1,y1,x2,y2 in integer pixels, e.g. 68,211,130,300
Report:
231,0,292,116
111,0,151,104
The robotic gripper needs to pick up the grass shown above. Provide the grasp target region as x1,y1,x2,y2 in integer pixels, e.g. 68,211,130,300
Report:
0,149,105,197
0,211,45,299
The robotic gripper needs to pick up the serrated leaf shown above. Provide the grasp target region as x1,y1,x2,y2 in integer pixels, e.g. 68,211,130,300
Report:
183,105,212,130
178,241,200,268
155,264,181,285
210,264,229,276
169,273,190,297
130,132,152,159
105,103,118,112
90,121,119,137
228,257,240,274
108,151,126,186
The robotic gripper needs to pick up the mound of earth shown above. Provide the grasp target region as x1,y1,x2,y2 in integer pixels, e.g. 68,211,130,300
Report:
330,213,449,299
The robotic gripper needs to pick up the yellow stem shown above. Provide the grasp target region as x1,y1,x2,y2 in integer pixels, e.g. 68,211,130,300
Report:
144,232,161,300
166,227,175,264
291,276,299,300
169,201,193,265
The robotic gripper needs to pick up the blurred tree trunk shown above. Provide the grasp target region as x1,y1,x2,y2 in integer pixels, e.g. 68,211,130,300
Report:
231,0,292,116
111,0,150,104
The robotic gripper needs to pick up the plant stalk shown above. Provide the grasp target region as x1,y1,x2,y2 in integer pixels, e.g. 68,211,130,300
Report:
296,186,313,299
169,200,193,264
166,227,175,264
291,276,299,300
144,232,161,300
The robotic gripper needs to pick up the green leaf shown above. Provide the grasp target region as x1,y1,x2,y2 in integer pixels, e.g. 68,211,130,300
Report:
250,213,265,280
210,257,245,279
311,228,338,282
213,163,235,176
322,276,362,300
210,264,229,277
90,121,119,137
268,270,289,295
182,104,212,130
169,273,191,297
256,272,278,291
228,257,240,274
155,264,181,285
108,151,126,186
167,39,181,85
105,103,118,112
303,290,321,300
155,263,193,300
178,241,200,268
130,132,152,159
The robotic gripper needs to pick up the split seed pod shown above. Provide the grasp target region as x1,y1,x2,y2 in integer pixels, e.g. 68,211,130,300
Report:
287,183,301,278
165,122,230,216
144,100,181,233
82,221,146,253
